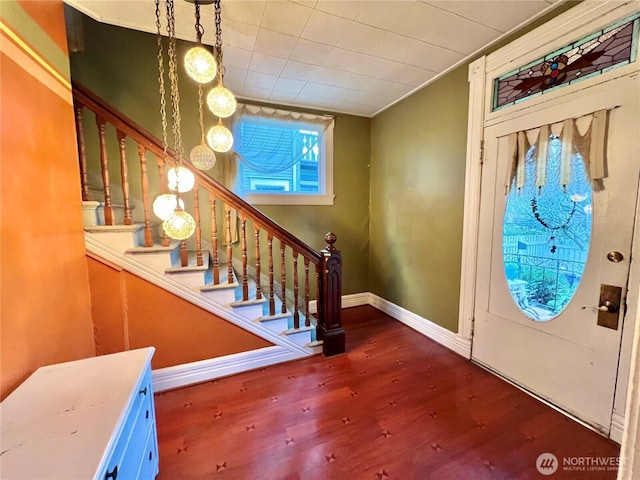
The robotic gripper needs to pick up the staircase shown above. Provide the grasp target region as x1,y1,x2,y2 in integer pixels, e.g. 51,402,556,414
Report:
84,223,321,354
73,82,345,369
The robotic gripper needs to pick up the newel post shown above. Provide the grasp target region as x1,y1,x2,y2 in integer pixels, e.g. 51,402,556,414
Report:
318,232,345,356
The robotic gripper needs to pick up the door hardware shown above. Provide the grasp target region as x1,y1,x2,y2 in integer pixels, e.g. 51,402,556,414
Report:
606,251,624,263
582,284,622,330
581,300,617,314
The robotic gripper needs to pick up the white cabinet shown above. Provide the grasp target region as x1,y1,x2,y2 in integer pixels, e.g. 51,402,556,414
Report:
0,348,159,479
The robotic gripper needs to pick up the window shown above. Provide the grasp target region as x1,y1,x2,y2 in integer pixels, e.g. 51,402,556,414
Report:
234,105,334,205
503,137,592,321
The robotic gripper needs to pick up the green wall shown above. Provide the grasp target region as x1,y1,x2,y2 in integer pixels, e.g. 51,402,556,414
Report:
69,15,371,295
370,66,468,332
369,2,578,332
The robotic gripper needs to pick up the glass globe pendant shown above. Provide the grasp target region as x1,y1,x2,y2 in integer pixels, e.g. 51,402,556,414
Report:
184,46,217,84
206,82,237,118
163,209,196,240
152,193,185,220
207,120,234,152
167,165,195,193
190,143,216,170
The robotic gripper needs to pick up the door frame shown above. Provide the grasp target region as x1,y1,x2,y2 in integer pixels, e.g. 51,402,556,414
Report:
457,0,640,448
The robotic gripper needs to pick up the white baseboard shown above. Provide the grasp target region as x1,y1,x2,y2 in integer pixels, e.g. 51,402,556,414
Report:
149,289,471,391
610,409,625,445
308,292,370,314
368,293,472,359
152,346,304,392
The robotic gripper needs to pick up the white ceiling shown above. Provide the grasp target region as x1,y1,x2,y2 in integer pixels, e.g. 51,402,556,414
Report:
66,0,562,117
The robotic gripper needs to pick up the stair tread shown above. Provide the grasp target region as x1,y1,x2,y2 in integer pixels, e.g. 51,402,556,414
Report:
126,243,179,254
86,224,143,233
200,281,239,292
256,312,291,322
230,297,267,307
283,325,314,335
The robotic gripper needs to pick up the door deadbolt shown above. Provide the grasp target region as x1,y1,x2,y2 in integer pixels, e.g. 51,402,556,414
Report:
607,251,624,263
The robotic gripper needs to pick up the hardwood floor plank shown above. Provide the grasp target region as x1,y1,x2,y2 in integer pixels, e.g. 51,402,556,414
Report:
155,306,620,479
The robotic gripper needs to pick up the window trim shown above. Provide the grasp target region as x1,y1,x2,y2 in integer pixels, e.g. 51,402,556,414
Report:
236,105,335,206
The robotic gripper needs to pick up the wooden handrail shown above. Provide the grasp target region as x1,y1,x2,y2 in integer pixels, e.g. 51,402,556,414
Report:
72,81,322,265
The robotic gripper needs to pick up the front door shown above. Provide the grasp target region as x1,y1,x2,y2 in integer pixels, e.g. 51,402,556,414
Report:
472,73,639,434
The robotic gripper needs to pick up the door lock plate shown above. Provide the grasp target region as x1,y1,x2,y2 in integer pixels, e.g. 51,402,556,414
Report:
597,284,622,330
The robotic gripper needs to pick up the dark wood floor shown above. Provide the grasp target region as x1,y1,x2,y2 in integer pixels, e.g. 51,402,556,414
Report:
154,306,620,479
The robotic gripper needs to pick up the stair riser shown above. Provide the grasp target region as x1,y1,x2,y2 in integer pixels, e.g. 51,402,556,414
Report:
231,304,264,320
86,231,140,253
201,288,237,305
128,252,176,273
283,330,314,347
167,271,206,290
258,318,289,334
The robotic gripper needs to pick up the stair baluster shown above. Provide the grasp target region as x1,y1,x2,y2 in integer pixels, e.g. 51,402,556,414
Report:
74,104,89,201
280,241,287,315
137,144,153,247
210,195,220,284
193,185,203,267
116,130,133,225
241,215,248,301
96,115,115,225
175,188,188,266
155,155,170,247
304,258,310,327
225,207,233,284
293,252,299,329
254,226,262,300
268,234,275,316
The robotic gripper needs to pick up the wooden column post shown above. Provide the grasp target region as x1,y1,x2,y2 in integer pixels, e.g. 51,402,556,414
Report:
318,232,345,356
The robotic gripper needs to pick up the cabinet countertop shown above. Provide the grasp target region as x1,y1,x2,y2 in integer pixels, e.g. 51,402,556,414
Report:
0,348,155,480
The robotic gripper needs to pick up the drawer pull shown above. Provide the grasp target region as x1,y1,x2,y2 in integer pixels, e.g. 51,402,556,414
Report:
145,409,149,419
139,386,147,396
149,450,153,461
105,465,118,480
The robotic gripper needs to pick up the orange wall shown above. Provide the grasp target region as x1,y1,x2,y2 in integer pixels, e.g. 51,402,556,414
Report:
87,256,272,369
0,1,95,399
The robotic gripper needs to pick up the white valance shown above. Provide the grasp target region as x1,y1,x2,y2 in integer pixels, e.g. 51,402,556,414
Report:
238,103,334,129
505,109,609,194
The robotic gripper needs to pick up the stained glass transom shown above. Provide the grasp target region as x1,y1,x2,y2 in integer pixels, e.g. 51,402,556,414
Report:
493,14,639,111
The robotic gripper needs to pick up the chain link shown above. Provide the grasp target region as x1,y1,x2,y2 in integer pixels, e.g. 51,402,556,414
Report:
194,1,204,44
197,84,206,144
214,0,224,81
155,0,168,163
165,0,184,159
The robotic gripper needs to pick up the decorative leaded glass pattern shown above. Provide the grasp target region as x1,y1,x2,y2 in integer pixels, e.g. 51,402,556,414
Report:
493,13,639,111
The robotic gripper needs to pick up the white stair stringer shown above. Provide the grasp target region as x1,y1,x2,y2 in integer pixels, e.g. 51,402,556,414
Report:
85,235,314,362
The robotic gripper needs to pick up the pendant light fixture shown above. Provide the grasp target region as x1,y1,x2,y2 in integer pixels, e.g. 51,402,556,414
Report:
205,0,235,152
155,0,196,241
183,0,217,84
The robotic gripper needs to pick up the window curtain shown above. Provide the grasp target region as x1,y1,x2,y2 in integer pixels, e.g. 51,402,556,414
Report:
505,109,609,194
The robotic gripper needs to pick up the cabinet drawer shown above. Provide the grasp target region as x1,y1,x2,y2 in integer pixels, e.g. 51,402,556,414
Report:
101,370,153,480
135,425,159,480
118,386,154,478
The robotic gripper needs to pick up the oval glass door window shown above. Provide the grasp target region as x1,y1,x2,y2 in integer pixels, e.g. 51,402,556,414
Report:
503,137,592,321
